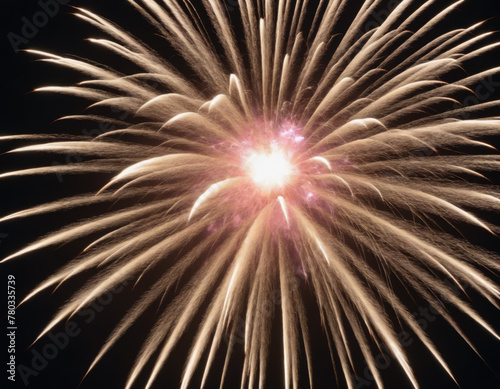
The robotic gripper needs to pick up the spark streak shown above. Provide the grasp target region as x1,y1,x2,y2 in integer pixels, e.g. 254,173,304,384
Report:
2,1,500,388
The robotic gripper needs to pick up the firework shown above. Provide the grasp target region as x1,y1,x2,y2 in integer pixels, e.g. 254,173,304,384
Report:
2,0,500,388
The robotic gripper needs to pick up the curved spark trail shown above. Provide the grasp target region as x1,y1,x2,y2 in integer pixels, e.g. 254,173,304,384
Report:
2,1,500,388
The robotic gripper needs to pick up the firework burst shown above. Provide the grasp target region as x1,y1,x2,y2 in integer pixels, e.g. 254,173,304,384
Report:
2,0,500,388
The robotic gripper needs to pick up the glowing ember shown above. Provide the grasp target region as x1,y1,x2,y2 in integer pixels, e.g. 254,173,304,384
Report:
245,149,293,189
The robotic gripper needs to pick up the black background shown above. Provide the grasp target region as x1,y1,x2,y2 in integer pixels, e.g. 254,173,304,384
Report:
1,1,500,389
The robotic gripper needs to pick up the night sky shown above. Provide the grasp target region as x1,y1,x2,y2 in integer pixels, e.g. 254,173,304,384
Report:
1,1,500,388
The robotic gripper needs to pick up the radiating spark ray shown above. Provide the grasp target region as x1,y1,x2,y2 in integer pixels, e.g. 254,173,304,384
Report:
277,196,290,226
189,178,240,221
2,1,500,389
